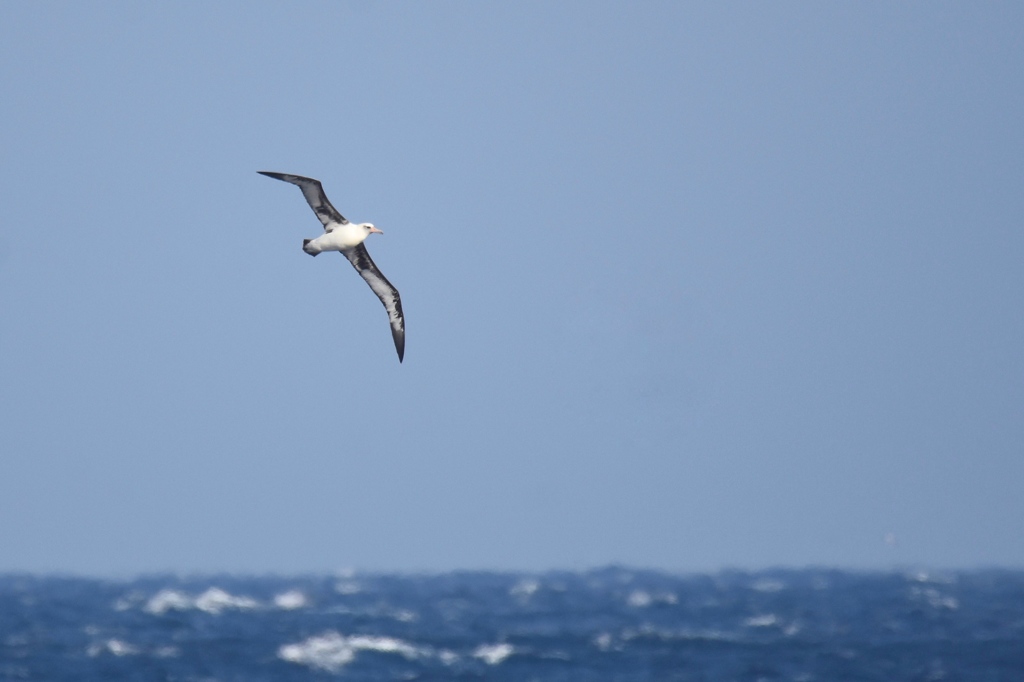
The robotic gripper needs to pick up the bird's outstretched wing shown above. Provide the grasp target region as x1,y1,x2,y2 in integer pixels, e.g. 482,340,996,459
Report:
343,243,405,363
258,171,348,229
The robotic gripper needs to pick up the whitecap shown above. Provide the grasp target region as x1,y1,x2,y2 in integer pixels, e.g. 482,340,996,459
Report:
627,590,652,607
279,632,355,672
474,643,514,665
627,590,676,607
144,589,192,615
108,640,138,656
278,631,426,672
273,590,308,610
87,639,139,657
194,587,258,614
510,579,540,599
347,635,423,658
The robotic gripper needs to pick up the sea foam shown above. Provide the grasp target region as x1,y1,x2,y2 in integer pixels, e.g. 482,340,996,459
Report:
278,631,426,672
143,587,258,615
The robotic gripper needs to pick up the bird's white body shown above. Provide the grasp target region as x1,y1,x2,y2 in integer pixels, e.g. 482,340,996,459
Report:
303,222,377,254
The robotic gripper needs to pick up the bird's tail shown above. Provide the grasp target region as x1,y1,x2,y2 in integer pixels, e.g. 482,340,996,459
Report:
302,239,319,257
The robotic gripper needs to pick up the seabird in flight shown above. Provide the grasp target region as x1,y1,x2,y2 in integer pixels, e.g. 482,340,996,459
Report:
258,171,405,362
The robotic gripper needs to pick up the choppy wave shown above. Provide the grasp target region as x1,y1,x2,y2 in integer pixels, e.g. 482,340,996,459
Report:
277,632,518,671
272,589,308,610
473,642,515,665
2,568,1023,680
279,631,430,672
86,639,179,659
626,588,678,607
143,587,258,614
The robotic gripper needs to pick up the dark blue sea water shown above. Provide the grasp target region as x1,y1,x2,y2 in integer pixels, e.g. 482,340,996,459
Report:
2,568,1023,681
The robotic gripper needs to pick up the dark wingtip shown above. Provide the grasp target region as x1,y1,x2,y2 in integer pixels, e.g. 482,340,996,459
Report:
394,332,405,363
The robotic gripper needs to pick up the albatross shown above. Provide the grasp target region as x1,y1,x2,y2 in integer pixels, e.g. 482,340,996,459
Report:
258,171,405,362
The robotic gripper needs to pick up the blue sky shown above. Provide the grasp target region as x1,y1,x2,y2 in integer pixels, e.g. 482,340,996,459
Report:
1,2,1022,575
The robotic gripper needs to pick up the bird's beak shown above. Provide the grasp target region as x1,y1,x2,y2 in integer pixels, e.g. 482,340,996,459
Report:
369,226,384,234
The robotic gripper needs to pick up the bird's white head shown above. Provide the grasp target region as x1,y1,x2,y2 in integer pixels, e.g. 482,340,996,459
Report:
362,223,383,236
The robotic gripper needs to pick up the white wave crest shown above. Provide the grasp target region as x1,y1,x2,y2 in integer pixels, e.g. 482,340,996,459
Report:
278,631,426,672
273,589,309,610
474,642,514,665
195,587,259,614
143,587,259,615
87,638,179,659
279,632,355,672
510,579,540,600
87,639,139,657
627,590,652,607
144,590,192,615
627,590,677,607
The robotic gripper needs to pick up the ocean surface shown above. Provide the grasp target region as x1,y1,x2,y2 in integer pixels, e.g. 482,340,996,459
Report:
2,567,1023,681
